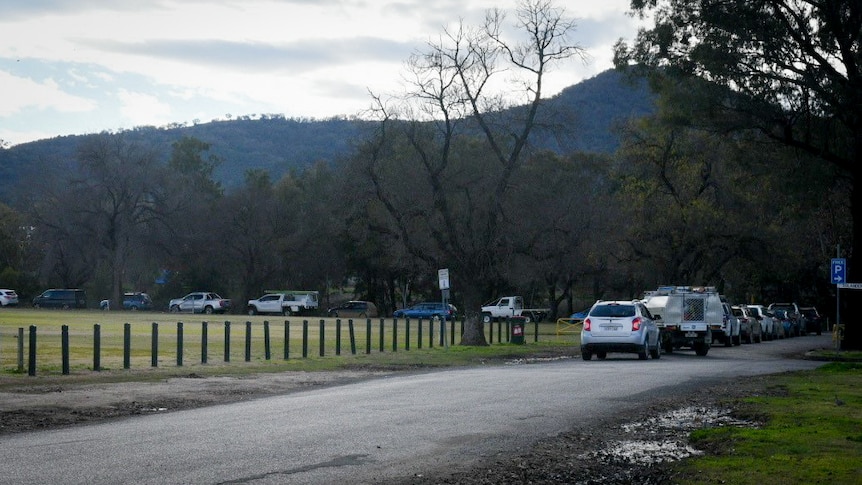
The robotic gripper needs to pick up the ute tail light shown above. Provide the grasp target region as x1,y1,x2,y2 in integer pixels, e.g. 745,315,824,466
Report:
583,318,592,331
631,317,642,331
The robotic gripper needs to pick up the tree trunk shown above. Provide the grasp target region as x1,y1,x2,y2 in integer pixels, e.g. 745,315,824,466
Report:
458,286,488,346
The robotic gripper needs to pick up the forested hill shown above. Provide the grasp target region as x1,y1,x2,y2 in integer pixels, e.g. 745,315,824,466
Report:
0,69,653,199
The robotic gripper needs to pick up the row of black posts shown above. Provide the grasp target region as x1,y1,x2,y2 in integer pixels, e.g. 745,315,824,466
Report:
10,316,537,376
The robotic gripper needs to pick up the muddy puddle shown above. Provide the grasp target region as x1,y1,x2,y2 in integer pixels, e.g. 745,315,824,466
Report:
581,406,757,465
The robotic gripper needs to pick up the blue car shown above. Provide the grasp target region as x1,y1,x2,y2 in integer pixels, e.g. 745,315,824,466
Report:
393,302,457,320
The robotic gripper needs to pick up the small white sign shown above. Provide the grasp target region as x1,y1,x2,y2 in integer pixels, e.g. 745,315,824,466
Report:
438,268,450,290
838,282,862,289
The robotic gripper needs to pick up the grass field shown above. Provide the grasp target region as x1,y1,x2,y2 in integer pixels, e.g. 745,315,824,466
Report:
0,308,580,377
674,362,862,484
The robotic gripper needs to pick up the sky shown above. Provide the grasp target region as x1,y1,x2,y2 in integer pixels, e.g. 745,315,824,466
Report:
0,0,645,147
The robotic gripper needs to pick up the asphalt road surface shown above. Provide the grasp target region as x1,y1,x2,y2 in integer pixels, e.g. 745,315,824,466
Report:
0,335,829,484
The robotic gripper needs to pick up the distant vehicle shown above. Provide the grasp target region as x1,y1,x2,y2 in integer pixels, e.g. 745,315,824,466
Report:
732,305,762,343
570,308,591,320
33,289,87,309
480,296,549,323
720,301,741,346
746,304,777,340
393,302,457,321
580,300,661,361
327,301,378,318
100,292,153,311
772,309,794,338
168,292,231,314
0,289,19,307
247,291,319,316
768,302,802,336
642,286,722,356
799,306,823,335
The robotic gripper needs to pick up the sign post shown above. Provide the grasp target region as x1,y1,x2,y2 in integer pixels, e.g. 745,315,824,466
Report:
438,269,450,350
832,255,846,347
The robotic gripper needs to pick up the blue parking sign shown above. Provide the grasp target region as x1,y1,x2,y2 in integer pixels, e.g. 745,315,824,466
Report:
832,258,846,284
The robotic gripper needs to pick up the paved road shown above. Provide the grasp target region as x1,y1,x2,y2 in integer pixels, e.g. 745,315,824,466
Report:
0,335,829,484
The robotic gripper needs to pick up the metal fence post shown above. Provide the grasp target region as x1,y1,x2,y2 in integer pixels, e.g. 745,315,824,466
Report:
245,321,252,362
224,321,231,362
123,323,131,369
28,325,36,376
201,321,208,364
264,320,271,360
94,324,101,371
151,322,158,367
62,325,70,375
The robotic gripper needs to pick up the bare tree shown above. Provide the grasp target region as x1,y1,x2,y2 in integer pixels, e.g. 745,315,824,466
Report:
364,0,586,345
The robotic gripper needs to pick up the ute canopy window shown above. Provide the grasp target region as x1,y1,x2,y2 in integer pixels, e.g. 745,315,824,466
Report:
683,298,705,320
590,304,635,318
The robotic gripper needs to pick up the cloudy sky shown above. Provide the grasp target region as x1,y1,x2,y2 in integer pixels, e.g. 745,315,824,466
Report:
0,0,644,147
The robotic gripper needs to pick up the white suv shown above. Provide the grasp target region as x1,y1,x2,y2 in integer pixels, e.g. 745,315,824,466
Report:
746,304,776,340
581,300,661,361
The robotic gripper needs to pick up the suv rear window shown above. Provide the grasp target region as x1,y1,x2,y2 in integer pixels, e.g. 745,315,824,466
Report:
590,304,635,318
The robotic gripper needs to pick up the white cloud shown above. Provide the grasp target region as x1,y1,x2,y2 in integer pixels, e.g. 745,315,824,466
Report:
116,89,173,127
0,0,646,146
0,70,96,116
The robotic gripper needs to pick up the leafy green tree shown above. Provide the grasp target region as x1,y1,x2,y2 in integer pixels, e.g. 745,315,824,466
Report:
28,134,169,305
615,0,861,347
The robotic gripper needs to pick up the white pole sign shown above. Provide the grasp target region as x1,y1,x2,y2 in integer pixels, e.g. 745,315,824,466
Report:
438,268,450,290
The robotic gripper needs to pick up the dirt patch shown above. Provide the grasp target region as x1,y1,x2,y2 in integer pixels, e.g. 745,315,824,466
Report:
0,369,395,435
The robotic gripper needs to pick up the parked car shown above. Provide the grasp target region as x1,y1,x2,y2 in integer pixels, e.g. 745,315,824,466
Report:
768,303,802,336
101,292,153,311
580,300,661,361
746,304,777,340
393,302,457,321
732,305,762,343
0,289,19,306
720,302,741,346
772,309,794,338
33,289,87,309
168,292,231,314
327,300,378,318
799,306,823,335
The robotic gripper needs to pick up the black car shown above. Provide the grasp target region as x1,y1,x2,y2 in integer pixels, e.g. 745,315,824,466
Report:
327,300,378,318
33,289,87,309
799,307,823,335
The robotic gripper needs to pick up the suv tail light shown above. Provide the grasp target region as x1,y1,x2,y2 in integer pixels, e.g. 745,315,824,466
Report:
583,318,592,331
631,317,642,331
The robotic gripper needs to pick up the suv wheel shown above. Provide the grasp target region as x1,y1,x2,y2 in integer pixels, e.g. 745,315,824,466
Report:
581,350,592,361
638,340,649,360
650,338,661,359
248,307,257,316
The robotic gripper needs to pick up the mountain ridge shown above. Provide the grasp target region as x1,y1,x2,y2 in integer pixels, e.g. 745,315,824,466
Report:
0,69,653,199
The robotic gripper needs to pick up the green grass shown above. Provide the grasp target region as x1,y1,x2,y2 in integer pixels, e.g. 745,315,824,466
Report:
674,362,862,484
0,308,579,380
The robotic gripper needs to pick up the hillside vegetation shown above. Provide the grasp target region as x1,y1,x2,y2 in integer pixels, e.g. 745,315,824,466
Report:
0,69,653,198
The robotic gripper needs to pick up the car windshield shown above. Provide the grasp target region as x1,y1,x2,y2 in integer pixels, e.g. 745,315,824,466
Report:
590,304,635,318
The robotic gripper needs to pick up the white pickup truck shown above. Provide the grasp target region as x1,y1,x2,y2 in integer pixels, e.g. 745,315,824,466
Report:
247,291,319,316
480,296,549,323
